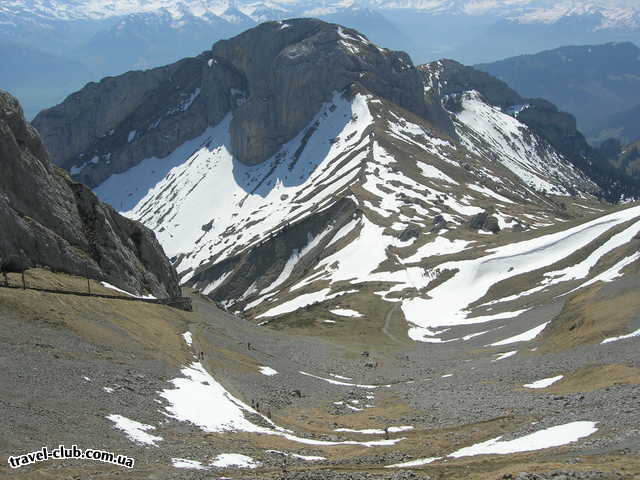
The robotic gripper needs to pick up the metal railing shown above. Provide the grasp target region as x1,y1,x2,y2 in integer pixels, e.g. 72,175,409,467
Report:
0,273,192,311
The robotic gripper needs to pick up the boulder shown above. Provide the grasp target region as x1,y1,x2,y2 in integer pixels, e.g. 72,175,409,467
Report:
431,214,447,231
399,225,420,242
469,209,501,234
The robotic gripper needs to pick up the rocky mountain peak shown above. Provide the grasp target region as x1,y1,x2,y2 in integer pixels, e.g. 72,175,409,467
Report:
211,18,438,165
420,59,523,109
33,19,450,186
0,91,49,165
419,58,640,201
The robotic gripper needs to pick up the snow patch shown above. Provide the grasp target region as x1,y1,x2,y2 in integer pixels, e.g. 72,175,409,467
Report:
489,322,549,347
601,328,640,344
330,308,363,318
211,453,259,469
259,366,279,376
449,421,597,457
172,458,207,470
387,421,597,467
523,375,564,389
493,351,517,361
107,414,162,446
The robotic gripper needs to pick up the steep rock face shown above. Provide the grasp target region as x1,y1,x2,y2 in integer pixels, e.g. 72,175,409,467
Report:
213,19,441,165
33,55,240,188
33,19,450,187
422,59,587,154
517,99,593,166
0,90,180,297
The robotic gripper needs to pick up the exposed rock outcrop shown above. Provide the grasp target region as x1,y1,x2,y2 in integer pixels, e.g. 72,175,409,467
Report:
420,59,522,109
421,59,588,160
33,55,240,188
0,90,180,297
469,208,501,234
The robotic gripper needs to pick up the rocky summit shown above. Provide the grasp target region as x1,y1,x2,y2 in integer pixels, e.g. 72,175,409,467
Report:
3,17,640,480
0,90,180,298
33,19,448,186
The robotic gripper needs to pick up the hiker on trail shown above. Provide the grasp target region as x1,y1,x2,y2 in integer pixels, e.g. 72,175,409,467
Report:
384,427,389,440
247,342,252,351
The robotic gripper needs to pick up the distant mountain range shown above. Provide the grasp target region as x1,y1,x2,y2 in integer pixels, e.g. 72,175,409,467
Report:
476,42,640,142
3,1,640,118
3,1,640,24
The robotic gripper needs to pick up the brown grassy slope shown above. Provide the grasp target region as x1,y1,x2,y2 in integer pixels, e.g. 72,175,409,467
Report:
546,364,640,395
538,280,640,353
0,269,193,365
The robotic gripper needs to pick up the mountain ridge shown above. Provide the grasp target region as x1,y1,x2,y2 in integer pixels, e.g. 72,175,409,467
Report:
32,20,640,337
33,19,451,182
34,24,636,203
4,1,640,26
5,1,640,117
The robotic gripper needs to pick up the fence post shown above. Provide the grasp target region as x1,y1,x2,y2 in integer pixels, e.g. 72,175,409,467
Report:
21,271,26,290
86,265,91,295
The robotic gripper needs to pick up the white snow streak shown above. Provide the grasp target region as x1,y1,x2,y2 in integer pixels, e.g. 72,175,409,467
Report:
523,375,564,389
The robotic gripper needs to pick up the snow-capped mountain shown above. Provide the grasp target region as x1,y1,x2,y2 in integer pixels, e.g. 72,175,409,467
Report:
33,20,640,345
504,2,640,29
2,0,639,27
365,0,640,28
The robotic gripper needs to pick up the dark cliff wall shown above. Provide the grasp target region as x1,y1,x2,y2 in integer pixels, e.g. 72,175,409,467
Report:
0,90,181,297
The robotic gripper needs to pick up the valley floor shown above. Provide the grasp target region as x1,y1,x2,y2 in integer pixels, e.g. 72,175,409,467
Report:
0,270,639,479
